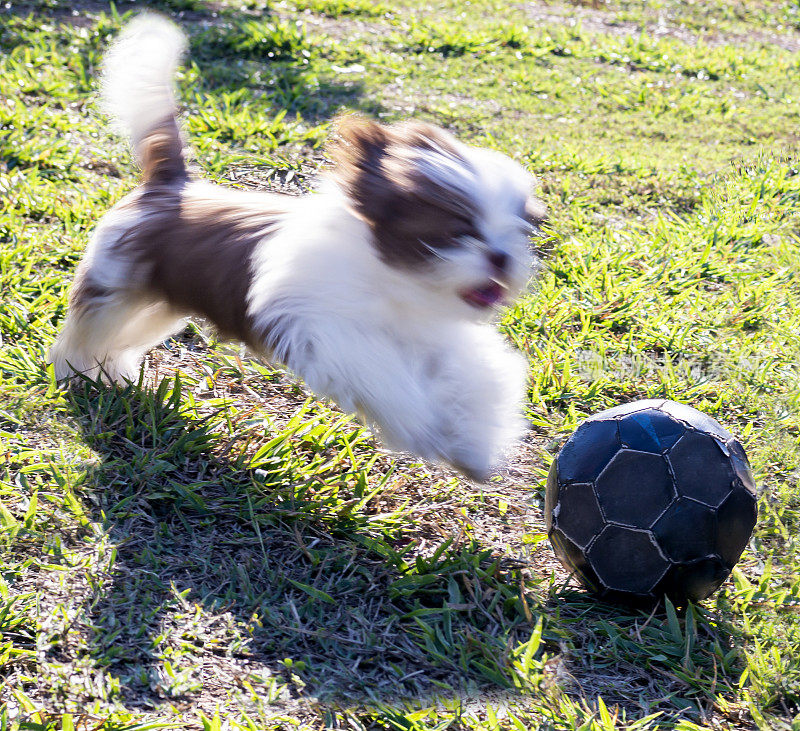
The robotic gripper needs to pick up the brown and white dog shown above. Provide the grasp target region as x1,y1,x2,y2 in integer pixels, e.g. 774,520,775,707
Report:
49,14,546,480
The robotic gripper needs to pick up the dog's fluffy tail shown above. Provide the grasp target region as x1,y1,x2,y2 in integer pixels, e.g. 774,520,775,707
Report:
102,14,188,185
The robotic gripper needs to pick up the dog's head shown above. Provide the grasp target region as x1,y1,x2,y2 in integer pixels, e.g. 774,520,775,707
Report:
328,116,545,317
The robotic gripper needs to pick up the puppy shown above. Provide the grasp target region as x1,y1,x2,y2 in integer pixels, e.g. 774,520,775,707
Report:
49,14,546,480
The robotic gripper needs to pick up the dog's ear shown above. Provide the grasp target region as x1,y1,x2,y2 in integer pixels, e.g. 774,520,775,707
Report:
327,115,400,228
328,116,465,211
327,116,475,268
328,115,389,172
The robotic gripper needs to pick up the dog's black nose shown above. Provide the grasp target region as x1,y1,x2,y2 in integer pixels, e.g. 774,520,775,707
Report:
487,250,509,271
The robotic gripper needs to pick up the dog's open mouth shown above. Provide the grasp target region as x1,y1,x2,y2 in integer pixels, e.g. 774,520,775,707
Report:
460,281,507,308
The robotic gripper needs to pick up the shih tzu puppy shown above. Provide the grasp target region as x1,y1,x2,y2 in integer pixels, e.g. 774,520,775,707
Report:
49,14,546,480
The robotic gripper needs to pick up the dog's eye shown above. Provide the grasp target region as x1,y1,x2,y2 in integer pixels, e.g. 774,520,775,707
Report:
451,221,480,241
426,226,480,250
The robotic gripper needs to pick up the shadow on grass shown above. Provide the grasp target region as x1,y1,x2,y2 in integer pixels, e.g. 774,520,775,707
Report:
59,372,751,722
545,588,749,716
63,374,548,711
2,0,382,124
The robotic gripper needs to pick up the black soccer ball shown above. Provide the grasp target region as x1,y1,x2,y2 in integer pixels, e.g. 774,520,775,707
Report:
545,400,758,605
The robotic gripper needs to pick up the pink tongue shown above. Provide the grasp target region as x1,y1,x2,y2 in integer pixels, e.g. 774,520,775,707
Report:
463,282,503,308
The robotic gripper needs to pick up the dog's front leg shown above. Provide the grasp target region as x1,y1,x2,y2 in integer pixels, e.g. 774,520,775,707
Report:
276,322,475,474
420,325,529,482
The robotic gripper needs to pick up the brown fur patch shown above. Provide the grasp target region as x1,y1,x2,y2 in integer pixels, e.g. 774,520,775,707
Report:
328,116,479,268
113,183,289,347
69,260,111,313
138,117,188,186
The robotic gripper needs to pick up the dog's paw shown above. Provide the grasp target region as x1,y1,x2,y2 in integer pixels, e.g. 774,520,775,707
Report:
445,444,492,483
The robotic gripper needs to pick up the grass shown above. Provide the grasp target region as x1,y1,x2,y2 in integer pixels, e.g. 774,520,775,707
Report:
2,0,800,728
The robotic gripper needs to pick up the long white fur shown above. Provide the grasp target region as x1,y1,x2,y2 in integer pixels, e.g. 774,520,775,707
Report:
102,13,186,157
246,183,530,478
51,14,537,480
